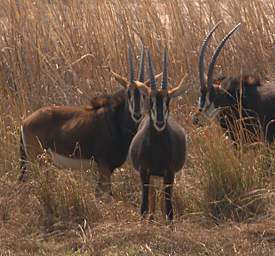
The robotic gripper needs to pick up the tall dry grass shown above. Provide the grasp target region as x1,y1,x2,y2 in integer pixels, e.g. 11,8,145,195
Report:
0,0,274,255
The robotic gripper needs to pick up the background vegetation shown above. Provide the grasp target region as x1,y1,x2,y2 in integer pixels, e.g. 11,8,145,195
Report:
0,0,274,255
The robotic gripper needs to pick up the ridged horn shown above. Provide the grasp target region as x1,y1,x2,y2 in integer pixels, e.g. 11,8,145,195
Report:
198,22,221,92
161,47,168,89
147,49,156,90
138,45,145,82
128,46,135,83
207,23,241,95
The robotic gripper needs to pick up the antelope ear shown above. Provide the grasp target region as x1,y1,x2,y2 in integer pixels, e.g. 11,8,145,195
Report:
144,72,163,87
135,81,150,96
168,74,188,98
111,71,128,88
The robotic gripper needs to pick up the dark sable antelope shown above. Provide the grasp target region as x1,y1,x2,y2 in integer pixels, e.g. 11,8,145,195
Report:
19,46,152,195
193,23,275,144
129,48,187,221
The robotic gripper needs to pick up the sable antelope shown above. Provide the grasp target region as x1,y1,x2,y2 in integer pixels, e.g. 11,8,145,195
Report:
129,48,187,221
192,23,275,144
19,46,152,195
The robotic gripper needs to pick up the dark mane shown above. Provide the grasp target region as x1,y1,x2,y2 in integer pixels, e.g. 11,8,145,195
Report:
214,74,262,88
89,89,125,110
242,75,262,87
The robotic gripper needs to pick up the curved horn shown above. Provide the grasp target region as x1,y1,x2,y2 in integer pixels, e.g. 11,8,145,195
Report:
147,49,157,90
161,47,168,89
207,23,241,93
199,22,221,92
128,46,135,83
138,45,145,82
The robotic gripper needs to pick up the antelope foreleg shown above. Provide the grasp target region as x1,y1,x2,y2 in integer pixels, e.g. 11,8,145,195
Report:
95,163,112,198
140,170,150,217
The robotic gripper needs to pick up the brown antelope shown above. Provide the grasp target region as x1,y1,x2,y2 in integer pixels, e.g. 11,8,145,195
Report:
19,46,152,195
192,23,275,144
129,48,187,221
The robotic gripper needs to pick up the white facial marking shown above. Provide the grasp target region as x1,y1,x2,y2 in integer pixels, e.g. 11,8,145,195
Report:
128,89,144,123
198,91,220,118
128,90,134,113
132,114,142,123
151,97,157,123
154,123,166,132
151,96,168,132
48,149,93,170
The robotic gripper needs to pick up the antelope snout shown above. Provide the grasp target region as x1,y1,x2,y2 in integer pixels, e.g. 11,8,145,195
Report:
156,120,165,129
133,112,142,122
133,112,142,120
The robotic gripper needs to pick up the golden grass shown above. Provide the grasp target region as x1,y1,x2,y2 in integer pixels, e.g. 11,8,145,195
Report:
192,124,272,221
0,0,274,255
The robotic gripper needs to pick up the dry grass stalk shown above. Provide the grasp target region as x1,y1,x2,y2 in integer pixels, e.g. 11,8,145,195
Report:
0,0,274,254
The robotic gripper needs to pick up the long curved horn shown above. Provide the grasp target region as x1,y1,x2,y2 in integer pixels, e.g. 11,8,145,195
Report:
207,23,241,94
161,47,168,89
128,46,135,83
199,22,221,92
138,45,145,82
147,49,157,90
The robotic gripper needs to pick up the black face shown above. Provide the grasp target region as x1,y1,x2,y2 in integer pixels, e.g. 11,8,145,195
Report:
127,86,145,123
193,76,236,125
150,91,170,131
193,76,256,125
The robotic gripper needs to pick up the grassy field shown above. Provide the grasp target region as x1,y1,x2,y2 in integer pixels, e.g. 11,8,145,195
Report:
0,0,274,255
